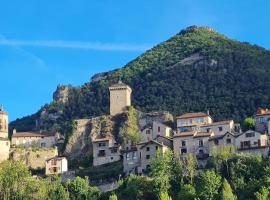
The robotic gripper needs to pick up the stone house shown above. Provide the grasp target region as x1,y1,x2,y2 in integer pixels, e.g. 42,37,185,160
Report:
254,108,270,134
45,156,68,175
235,130,269,157
137,140,170,174
140,121,172,142
176,112,213,132
200,120,235,136
92,136,121,166
11,131,57,148
122,139,171,175
208,132,236,155
173,131,214,159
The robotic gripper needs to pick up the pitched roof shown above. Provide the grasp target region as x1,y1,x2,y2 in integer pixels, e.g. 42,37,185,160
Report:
208,132,236,141
139,140,167,149
109,81,131,90
173,131,195,138
46,156,67,162
201,120,233,127
92,136,112,142
12,131,56,138
176,112,210,119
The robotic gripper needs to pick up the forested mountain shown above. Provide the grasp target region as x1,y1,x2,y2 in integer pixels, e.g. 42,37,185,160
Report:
10,26,270,132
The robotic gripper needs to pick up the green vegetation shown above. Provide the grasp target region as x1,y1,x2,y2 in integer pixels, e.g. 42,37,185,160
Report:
0,160,100,200
243,117,256,130
76,161,123,181
119,106,141,145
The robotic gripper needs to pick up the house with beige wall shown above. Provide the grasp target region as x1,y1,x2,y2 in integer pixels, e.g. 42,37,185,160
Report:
92,136,121,166
201,120,235,136
173,131,214,159
176,112,213,132
235,130,269,157
254,108,270,134
11,131,56,148
45,156,68,175
208,132,236,155
140,121,172,142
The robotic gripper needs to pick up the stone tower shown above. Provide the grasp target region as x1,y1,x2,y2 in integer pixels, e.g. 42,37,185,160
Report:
0,105,8,138
109,81,132,116
0,105,10,163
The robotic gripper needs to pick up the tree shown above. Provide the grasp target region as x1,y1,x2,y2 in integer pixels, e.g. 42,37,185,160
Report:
243,117,255,130
109,193,118,200
160,191,172,200
255,187,270,200
177,184,196,200
64,176,101,200
196,170,222,200
181,154,197,184
220,179,236,200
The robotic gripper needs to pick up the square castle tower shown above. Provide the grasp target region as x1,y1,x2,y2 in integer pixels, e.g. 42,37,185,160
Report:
109,81,132,116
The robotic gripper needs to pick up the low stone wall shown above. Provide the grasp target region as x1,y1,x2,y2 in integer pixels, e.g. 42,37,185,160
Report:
10,147,58,169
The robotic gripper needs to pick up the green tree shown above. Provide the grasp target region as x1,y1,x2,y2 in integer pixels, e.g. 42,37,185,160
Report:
181,153,197,184
159,191,172,200
255,187,270,200
177,184,196,200
243,117,255,130
109,193,118,200
64,176,101,200
196,170,222,200
220,179,236,200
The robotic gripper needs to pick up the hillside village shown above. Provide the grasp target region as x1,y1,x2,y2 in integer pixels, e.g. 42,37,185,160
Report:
1,81,270,186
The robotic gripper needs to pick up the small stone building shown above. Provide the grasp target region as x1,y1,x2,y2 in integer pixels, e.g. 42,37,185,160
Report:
45,156,68,175
92,136,121,166
11,131,57,148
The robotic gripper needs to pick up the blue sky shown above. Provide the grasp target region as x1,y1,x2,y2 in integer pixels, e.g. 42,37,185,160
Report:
1,0,270,121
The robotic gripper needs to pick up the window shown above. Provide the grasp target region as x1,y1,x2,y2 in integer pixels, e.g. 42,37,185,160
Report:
189,119,193,124
146,130,151,134
246,132,255,137
126,153,131,160
98,150,106,157
111,148,117,153
181,148,187,154
199,140,203,147
146,155,150,159
214,139,219,145
206,128,211,133
181,140,186,147
218,127,223,131
226,138,231,144
146,147,150,151
259,117,264,123
133,152,137,159
158,127,161,132
156,146,158,150
111,157,113,160
41,143,46,147
98,142,106,147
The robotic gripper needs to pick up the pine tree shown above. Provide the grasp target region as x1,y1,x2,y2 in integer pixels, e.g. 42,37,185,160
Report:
109,193,118,200
221,179,236,200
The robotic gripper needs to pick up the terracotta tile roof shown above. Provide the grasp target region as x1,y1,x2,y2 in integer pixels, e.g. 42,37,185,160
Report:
12,131,56,138
139,140,168,149
46,156,67,162
173,131,195,137
176,112,209,119
92,136,112,142
201,120,233,127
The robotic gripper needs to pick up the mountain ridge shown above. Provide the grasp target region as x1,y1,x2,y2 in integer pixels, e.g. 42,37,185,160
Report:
9,25,270,133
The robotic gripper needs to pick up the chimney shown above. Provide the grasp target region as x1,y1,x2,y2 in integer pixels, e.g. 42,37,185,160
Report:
207,109,210,115
13,129,16,134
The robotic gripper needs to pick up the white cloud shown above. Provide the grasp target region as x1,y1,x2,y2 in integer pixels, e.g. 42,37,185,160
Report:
0,39,151,52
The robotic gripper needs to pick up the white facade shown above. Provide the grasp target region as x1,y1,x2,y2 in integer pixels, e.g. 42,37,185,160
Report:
201,120,234,136
45,157,68,175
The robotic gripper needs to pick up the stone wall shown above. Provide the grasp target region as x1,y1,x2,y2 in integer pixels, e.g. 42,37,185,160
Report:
10,147,58,169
